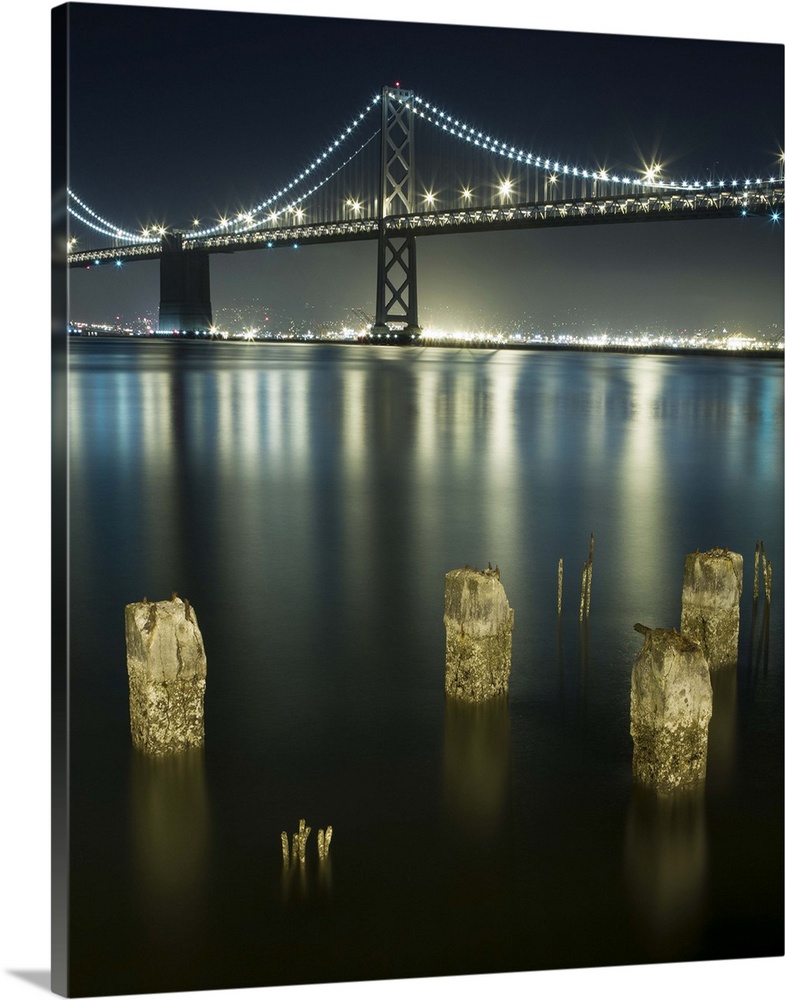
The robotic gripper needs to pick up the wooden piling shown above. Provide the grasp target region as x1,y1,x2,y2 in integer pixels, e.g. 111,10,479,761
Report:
317,825,333,861
765,556,772,606
680,548,743,669
557,558,563,617
444,566,514,701
579,562,588,621
630,625,713,793
586,533,595,618
754,541,760,603
125,596,207,754
296,818,311,864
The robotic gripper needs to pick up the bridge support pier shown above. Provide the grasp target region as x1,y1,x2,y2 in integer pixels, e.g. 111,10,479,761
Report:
373,86,422,340
159,231,213,335
373,227,422,337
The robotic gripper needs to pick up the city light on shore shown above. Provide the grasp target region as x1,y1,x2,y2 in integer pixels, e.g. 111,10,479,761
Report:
66,317,784,354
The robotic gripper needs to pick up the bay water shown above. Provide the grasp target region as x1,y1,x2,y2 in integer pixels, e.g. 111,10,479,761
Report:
65,339,783,995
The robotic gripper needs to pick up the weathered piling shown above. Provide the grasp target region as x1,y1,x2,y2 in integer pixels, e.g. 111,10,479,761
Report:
295,818,311,864
557,558,563,617
630,625,713,794
579,562,588,621
444,565,514,701
281,832,290,868
282,819,325,868
680,548,743,669
125,595,207,754
753,541,760,603
586,533,595,617
317,826,333,861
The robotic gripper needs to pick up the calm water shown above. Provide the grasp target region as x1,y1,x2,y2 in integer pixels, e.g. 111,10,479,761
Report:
66,339,783,996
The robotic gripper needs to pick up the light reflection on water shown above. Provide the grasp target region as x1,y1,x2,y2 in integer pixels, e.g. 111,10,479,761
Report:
624,783,709,961
66,339,783,995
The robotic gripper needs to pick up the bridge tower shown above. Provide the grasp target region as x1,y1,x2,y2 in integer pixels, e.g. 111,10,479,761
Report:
372,86,422,339
159,231,213,335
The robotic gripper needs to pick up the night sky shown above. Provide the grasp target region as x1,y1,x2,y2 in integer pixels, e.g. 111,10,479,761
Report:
63,2,784,335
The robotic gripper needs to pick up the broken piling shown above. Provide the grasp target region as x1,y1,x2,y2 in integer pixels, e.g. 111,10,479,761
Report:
444,565,514,702
125,595,207,754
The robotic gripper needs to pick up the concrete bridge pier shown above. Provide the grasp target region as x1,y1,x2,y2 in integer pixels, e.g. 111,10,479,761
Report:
159,231,213,335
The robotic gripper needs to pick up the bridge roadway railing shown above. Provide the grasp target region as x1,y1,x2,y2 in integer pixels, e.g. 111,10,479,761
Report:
389,184,784,235
67,183,783,266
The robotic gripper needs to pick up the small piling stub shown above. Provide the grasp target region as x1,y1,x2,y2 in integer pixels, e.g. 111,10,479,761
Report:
630,626,713,794
444,566,514,701
125,596,207,754
680,548,743,669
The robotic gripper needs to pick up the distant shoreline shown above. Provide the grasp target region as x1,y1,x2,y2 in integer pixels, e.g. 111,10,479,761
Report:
473,342,784,360
68,334,784,360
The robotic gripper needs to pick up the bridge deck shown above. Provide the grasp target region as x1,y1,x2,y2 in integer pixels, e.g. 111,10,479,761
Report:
67,185,783,267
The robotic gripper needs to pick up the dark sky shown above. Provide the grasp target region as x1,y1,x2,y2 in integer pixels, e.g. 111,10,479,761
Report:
63,1,784,334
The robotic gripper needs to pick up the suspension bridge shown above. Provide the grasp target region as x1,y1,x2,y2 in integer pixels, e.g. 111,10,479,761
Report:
66,85,784,339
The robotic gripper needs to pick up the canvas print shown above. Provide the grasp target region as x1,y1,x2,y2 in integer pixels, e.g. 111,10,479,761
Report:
52,2,783,997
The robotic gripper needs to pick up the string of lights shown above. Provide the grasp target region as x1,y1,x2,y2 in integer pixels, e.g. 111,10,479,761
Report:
409,91,667,190
67,189,155,243
409,90,784,192
67,94,382,243
185,125,381,238
67,87,783,248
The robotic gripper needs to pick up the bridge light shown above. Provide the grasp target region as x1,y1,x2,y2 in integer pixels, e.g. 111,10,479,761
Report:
461,187,473,202
643,164,661,184
424,190,436,206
